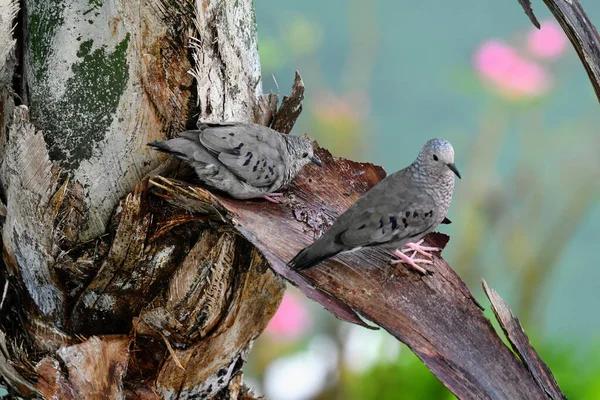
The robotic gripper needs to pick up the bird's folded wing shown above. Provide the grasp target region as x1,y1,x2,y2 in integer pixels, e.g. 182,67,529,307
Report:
340,199,438,248
199,125,285,187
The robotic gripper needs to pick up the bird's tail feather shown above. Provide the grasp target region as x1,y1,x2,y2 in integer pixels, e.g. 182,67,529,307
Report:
147,140,190,160
288,241,344,271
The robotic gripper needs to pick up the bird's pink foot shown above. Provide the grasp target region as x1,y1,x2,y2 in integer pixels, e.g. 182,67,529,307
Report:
263,192,284,203
402,239,441,259
390,249,432,274
390,239,439,275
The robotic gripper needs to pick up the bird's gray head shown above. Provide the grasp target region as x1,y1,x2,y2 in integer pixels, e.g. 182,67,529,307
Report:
285,135,323,172
416,139,461,179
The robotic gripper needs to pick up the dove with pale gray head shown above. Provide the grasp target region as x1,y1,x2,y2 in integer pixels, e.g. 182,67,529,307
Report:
148,122,322,202
289,138,460,274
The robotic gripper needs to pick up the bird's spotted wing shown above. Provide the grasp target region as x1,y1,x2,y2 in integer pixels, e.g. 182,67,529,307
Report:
337,184,439,248
198,123,285,187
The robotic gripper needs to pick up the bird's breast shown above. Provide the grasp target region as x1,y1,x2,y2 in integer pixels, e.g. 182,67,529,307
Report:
437,176,455,217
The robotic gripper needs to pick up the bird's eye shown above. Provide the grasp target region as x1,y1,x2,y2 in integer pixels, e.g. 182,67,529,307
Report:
433,154,439,161
302,153,309,158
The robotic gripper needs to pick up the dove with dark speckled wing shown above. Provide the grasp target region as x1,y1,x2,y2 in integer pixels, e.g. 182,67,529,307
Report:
288,139,460,274
148,122,321,202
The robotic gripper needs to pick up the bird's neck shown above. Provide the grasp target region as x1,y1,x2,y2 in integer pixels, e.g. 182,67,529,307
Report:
281,137,300,183
282,135,294,152
408,161,455,214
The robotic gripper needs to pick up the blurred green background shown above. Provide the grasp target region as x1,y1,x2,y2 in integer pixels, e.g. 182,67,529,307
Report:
245,0,600,399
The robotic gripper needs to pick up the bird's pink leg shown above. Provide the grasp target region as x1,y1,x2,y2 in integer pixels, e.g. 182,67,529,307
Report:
263,192,283,203
390,249,431,274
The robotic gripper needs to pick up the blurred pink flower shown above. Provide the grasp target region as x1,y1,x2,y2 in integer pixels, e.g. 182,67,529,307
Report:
265,292,310,340
474,39,552,98
527,20,567,59
312,90,370,121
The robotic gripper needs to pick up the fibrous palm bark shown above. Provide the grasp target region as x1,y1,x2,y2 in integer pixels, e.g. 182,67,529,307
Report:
0,0,283,398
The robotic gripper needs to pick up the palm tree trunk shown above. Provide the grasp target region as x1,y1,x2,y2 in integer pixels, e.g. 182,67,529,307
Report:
0,0,283,398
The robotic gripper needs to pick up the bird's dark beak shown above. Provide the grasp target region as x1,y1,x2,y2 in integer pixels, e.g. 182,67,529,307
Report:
311,156,323,167
447,163,461,179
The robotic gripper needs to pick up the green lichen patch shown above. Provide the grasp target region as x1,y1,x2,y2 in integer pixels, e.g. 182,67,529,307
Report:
30,34,130,170
83,0,102,17
28,1,66,82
